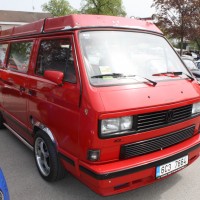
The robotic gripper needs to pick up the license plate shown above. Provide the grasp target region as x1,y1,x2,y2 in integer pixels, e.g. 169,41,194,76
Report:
156,155,188,179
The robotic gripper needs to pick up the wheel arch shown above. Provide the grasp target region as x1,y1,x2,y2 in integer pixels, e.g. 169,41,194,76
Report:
31,117,57,146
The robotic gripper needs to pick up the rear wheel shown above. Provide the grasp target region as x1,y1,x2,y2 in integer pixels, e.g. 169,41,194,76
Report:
34,130,66,181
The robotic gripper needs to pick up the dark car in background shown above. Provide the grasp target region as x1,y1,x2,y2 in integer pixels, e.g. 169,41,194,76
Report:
195,60,200,69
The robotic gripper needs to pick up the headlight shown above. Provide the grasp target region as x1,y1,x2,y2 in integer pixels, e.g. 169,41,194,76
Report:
101,116,133,137
192,102,200,114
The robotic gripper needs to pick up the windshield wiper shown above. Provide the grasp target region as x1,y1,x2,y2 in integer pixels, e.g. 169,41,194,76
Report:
91,73,124,78
152,71,194,81
91,73,157,86
125,74,157,86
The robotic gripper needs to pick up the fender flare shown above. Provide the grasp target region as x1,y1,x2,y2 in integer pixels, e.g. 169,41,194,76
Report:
32,119,57,146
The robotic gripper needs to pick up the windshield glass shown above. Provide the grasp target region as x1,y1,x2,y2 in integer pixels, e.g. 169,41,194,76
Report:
79,31,190,86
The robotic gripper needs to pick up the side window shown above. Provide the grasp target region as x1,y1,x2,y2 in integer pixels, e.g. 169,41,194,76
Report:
8,41,33,73
36,39,76,83
0,44,8,68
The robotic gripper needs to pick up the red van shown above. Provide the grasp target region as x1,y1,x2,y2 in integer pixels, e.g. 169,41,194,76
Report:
0,14,200,196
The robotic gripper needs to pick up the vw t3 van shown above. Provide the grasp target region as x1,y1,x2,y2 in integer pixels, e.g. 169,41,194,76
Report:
0,14,200,196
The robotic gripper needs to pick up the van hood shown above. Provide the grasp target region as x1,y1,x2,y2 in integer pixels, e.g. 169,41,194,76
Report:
98,80,200,112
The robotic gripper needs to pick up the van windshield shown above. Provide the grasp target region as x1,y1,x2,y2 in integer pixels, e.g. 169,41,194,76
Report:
79,31,190,86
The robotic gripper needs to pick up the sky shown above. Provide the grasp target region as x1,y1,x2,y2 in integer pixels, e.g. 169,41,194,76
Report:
0,0,155,18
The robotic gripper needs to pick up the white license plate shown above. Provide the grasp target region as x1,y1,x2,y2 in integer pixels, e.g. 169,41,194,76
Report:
156,155,188,179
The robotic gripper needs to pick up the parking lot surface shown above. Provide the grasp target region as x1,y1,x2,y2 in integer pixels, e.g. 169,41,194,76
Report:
0,128,200,200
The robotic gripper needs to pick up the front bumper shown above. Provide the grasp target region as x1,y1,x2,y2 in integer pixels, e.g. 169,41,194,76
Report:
79,134,200,196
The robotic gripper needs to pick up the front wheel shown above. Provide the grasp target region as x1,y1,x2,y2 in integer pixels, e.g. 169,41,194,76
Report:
34,131,66,182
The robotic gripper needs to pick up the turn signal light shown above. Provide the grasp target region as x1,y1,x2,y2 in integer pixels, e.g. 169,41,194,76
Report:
87,150,100,162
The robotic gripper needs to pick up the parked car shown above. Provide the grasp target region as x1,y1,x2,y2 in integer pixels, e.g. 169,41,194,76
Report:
181,56,200,79
195,60,200,69
0,169,9,200
1,14,200,196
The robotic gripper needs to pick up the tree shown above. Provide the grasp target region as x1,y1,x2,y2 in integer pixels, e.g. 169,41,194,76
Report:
80,0,126,16
42,0,77,16
186,10,200,50
152,0,200,54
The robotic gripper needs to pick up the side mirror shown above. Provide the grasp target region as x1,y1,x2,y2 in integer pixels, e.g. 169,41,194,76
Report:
44,70,64,85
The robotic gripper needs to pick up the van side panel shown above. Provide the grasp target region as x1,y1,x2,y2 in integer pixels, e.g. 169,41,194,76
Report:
1,39,35,143
27,77,81,156
2,71,31,141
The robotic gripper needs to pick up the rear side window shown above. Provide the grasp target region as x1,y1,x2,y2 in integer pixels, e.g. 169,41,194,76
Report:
8,41,33,73
0,44,8,68
36,39,76,83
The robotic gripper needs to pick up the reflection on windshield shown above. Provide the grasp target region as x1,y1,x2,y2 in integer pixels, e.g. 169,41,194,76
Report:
79,31,189,86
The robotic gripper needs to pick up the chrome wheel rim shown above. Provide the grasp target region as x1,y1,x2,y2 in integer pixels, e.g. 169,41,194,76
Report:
35,137,50,176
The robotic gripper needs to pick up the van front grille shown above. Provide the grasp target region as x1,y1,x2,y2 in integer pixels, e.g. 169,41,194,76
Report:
120,125,195,159
136,104,192,132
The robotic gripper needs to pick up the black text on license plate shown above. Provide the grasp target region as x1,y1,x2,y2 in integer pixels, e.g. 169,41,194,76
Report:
156,155,188,179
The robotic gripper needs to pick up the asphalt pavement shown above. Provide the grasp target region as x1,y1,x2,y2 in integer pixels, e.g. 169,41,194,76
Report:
0,128,200,200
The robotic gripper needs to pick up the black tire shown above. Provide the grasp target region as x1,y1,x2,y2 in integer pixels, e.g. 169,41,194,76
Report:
34,130,66,182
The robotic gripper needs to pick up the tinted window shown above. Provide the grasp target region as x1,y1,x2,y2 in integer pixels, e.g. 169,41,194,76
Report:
8,41,33,73
36,39,76,83
0,44,8,68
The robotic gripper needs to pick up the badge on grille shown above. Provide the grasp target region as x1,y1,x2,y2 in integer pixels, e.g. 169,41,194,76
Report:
166,110,174,123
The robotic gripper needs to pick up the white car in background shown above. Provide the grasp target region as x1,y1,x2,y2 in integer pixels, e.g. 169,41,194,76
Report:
182,56,200,79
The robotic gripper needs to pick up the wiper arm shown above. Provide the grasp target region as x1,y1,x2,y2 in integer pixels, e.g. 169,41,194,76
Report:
91,73,157,86
91,73,124,78
125,74,157,86
152,71,194,81
181,72,195,81
152,71,182,76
